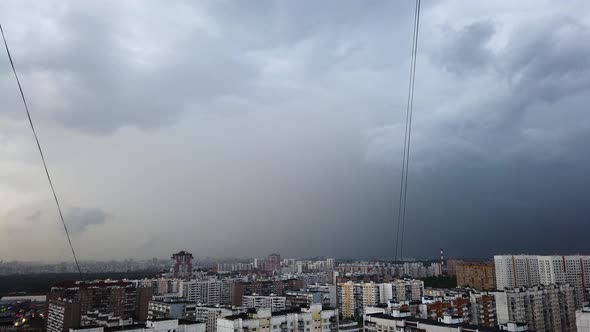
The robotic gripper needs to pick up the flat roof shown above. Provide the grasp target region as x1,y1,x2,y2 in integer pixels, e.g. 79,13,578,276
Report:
366,313,501,332
104,324,147,331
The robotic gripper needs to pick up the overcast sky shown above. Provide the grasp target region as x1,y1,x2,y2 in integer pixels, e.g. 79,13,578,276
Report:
1,0,590,262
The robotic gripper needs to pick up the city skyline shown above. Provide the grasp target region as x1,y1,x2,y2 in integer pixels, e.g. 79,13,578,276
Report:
2,0,590,261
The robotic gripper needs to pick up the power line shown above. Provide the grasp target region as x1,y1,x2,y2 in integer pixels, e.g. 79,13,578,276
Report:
1,24,82,277
394,0,421,262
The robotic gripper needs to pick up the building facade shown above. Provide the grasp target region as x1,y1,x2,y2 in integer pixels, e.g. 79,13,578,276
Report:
46,280,153,331
47,299,81,332
266,254,281,273
494,256,539,289
216,305,337,332
457,262,496,290
494,284,576,332
172,251,194,279
538,255,590,308
243,295,287,312
577,308,590,332
365,311,512,332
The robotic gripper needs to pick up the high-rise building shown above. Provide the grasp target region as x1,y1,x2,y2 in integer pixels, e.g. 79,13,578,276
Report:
378,280,424,304
446,259,463,276
494,255,540,289
47,298,81,332
46,280,153,330
469,292,497,327
242,295,287,312
456,262,496,290
180,280,222,306
339,280,424,320
172,251,194,279
326,259,335,270
538,255,590,308
265,254,281,273
494,284,576,332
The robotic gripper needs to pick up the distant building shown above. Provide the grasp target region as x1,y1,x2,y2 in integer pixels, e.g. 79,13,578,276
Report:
265,254,281,273
494,255,540,289
243,295,286,312
494,284,576,332
446,260,463,276
232,279,303,306
326,259,335,270
172,251,194,279
456,262,496,290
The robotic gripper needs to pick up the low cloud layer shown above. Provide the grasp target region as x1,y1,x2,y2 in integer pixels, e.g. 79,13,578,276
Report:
1,0,590,261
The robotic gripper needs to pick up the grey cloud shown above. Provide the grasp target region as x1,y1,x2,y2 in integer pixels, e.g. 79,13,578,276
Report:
1,1,590,261
25,210,42,222
65,207,111,234
435,21,495,76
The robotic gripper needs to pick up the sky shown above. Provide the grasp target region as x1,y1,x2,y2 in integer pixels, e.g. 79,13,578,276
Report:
1,0,590,262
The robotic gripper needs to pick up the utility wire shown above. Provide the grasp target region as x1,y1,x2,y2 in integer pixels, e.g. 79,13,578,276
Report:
1,24,82,277
394,0,421,262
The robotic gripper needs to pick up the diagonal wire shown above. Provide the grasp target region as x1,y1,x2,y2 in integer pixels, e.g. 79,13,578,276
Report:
394,0,421,263
1,24,82,277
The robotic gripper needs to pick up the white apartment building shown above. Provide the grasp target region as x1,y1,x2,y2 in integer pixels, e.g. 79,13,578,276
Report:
494,284,576,332
180,280,224,305
494,255,540,289
243,295,287,312
496,255,590,308
378,280,424,303
577,307,590,332
538,255,590,308
216,305,337,332
339,280,423,320
194,306,241,332
337,281,379,320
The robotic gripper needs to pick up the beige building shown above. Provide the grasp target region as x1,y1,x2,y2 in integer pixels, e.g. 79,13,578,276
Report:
456,262,496,290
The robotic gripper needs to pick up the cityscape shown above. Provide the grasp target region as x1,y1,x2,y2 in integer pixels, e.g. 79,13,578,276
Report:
2,0,590,332
2,252,590,332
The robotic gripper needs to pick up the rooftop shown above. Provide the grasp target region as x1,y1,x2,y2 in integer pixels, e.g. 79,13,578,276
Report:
366,313,501,332
178,319,206,325
104,324,147,331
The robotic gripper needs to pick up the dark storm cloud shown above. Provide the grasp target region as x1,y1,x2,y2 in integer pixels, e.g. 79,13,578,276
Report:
65,207,111,234
1,1,590,260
